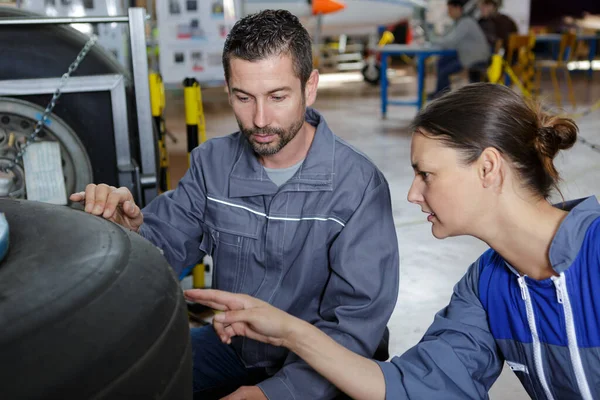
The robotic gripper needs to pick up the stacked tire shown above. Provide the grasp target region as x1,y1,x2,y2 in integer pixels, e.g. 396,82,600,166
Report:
0,199,192,400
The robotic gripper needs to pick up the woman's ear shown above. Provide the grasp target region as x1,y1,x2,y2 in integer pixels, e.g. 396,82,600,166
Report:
478,147,503,189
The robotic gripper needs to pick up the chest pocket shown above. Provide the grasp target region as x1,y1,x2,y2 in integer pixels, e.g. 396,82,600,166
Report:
496,339,540,398
203,198,261,293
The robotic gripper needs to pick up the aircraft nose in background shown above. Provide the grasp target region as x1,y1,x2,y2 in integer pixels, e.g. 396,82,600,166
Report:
312,0,346,15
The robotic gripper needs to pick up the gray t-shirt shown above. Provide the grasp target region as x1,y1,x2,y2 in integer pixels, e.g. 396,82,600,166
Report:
263,159,304,187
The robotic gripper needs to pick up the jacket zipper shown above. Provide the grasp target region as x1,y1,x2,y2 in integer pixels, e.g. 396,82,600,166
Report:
551,274,593,400
517,276,555,400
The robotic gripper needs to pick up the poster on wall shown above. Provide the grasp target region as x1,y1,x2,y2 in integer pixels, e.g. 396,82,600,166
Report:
19,0,129,68
155,0,241,85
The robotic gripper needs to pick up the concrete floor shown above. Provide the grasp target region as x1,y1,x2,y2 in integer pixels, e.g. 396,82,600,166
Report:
164,68,600,399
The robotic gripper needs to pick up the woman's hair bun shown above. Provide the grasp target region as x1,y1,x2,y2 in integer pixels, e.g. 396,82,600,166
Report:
534,112,578,160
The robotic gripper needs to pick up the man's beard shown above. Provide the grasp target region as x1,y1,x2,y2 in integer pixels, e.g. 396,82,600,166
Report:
239,115,305,156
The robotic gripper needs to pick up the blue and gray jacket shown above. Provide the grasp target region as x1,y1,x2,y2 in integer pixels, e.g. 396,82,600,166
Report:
379,196,600,399
139,108,400,399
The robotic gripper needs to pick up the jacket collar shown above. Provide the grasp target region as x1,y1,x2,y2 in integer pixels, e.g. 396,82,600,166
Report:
550,196,600,273
228,108,335,198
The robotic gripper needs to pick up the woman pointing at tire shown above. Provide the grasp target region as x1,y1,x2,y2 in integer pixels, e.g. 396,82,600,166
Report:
185,83,600,400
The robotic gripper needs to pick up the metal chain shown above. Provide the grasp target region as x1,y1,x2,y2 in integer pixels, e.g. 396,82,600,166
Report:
2,34,99,173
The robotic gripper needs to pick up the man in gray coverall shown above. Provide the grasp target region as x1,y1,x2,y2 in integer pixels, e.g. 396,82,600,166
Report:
71,9,399,400
429,0,491,99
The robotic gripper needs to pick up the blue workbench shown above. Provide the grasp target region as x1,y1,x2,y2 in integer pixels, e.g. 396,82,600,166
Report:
376,44,457,117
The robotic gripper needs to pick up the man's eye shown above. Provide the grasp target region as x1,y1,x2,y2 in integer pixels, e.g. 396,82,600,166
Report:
237,96,250,102
271,96,286,102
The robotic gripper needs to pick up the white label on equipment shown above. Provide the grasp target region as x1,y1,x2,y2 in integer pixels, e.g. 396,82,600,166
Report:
23,141,67,205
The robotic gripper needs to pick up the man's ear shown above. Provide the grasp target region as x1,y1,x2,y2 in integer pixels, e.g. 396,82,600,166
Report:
225,83,232,105
304,69,319,107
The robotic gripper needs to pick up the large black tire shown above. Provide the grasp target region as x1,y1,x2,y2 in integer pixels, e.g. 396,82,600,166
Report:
0,6,159,199
0,199,192,400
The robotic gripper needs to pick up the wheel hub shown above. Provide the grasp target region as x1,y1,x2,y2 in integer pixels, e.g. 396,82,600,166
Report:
0,98,92,200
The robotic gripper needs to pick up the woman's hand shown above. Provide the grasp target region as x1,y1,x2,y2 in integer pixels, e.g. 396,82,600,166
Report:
184,289,303,348
185,289,386,400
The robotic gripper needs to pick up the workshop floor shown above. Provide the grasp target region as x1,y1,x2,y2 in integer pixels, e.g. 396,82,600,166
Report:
163,67,600,399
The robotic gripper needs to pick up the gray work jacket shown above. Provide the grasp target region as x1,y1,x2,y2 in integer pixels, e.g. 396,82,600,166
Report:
139,108,400,399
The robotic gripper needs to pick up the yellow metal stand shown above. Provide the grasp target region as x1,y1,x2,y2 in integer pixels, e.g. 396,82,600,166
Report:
183,77,208,288
149,72,171,192
488,34,536,98
487,54,532,98
183,78,207,165
488,35,600,155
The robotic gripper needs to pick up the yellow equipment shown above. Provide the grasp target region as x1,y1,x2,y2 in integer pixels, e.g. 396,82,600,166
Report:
149,72,170,192
183,77,208,288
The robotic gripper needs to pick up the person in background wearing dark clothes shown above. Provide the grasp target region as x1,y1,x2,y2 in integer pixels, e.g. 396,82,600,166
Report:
478,0,518,56
428,0,490,99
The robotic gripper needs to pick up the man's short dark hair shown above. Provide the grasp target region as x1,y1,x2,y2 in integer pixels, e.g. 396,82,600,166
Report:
222,9,313,90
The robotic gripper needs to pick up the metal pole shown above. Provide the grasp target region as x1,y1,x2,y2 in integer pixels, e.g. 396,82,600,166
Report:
147,0,154,17
128,7,158,204
313,14,323,69
0,16,131,25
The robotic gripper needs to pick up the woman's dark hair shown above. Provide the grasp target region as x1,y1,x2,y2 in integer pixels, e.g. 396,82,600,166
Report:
411,83,578,199
222,9,313,91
